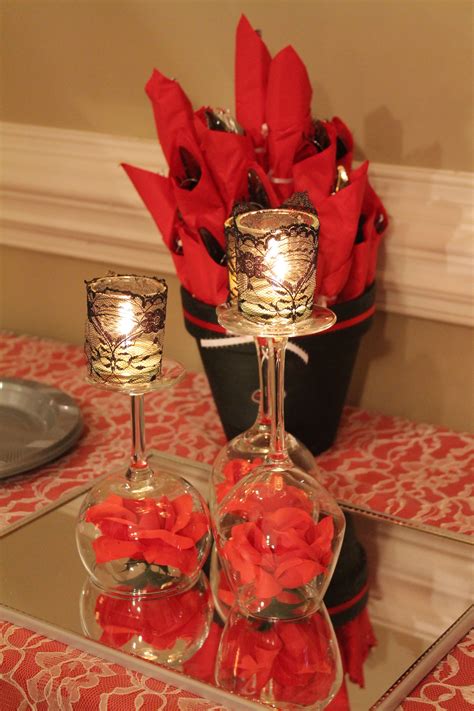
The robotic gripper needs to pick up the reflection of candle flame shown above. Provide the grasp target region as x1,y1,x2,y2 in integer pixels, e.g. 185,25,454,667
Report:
274,474,284,491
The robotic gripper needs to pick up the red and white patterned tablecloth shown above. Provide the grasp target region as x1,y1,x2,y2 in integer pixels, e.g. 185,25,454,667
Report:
400,628,474,710
1,332,473,538
0,620,229,711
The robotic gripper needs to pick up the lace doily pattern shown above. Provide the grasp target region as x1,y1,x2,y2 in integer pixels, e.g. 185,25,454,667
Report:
0,620,228,711
400,628,474,710
317,408,474,538
0,332,472,538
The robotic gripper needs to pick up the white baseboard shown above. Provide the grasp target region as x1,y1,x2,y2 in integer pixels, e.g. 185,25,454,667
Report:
1,122,472,326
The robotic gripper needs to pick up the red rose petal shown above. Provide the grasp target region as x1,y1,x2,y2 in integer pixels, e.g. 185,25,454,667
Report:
179,512,209,542
135,528,195,549
154,497,177,531
137,509,161,530
143,540,198,574
264,507,313,531
275,558,323,588
254,567,282,598
85,501,137,525
92,536,143,564
96,517,139,540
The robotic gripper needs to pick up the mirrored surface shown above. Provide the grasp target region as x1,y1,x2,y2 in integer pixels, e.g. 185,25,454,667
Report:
1,454,471,709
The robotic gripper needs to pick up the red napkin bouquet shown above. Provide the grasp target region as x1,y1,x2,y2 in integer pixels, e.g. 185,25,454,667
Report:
123,15,388,308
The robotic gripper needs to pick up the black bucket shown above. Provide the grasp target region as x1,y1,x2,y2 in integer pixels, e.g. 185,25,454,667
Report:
181,283,375,455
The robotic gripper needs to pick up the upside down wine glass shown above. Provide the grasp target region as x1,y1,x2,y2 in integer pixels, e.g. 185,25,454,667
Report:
213,209,345,709
76,275,212,598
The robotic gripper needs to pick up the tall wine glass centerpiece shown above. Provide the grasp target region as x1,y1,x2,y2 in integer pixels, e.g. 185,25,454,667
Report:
76,275,211,597
214,209,346,618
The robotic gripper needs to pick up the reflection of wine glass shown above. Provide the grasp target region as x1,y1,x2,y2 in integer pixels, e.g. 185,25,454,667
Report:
76,275,211,597
215,603,343,710
214,210,346,620
80,572,214,666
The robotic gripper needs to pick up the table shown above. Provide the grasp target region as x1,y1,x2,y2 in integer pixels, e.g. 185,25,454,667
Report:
1,332,473,709
1,332,472,539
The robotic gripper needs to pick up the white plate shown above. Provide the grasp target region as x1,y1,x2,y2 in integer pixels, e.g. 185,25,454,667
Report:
0,378,83,479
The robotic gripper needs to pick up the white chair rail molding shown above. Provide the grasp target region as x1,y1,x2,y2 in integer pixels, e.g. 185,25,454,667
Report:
0,121,473,327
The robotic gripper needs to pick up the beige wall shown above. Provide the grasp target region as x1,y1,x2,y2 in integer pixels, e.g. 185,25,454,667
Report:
1,0,472,171
1,245,472,433
0,246,203,374
0,1,473,433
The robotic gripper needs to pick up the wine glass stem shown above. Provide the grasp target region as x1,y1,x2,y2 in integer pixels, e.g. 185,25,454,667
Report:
128,393,149,479
255,337,271,426
268,336,289,461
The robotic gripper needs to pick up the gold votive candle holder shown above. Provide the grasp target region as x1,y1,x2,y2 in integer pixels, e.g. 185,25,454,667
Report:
234,209,319,324
85,274,167,386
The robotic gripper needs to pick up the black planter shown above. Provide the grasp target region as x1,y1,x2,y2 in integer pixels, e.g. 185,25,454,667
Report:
181,283,375,455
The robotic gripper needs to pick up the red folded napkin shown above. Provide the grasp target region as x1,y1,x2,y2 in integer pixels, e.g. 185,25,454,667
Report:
292,122,338,205
235,15,271,161
169,132,227,240
338,178,388,301
317,162,369,301
265,45,313,200
122,163,192,293
145,69,196,166
123,17,388,308
194,108,256,212
176,219,228,305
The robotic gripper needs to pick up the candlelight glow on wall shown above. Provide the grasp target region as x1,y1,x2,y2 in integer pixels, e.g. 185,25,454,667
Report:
85,275,167,386
234,209,319,324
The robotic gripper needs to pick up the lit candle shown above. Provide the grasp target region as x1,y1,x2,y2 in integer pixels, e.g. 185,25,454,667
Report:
85,275,167,386
234,209,319,324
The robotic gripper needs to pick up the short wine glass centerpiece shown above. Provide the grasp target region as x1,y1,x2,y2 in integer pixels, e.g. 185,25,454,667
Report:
76,275,212,597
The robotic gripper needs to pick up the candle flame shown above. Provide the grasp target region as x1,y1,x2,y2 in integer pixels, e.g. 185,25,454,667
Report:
267,238,288,282
118,300,135,339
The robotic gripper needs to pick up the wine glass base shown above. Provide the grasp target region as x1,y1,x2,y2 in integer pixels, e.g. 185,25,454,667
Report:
216,303,336,338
